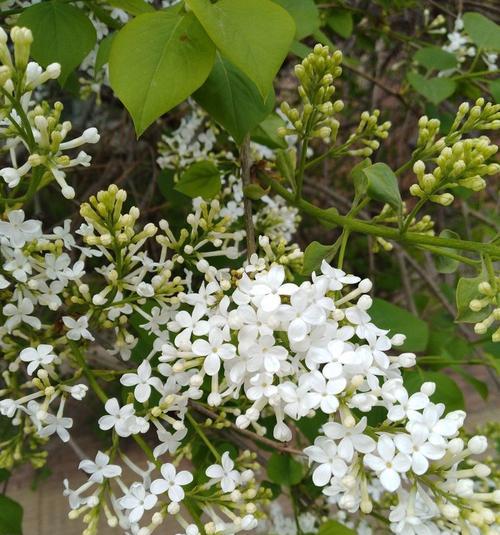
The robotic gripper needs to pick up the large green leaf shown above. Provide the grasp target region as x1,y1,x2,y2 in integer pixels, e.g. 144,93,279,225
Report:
362,162,402,212
251,112,288,149
490,79,500,103
434,229,461,273
463,12,500,51
405,371,465,412
0,495,23,535
273,0,320,40
175,161,221,200
18,1,96,84
318,520,356,535
414,46,458,71
194,54,274,145
186,0,295,97
327,9,354,39
407,72,456,104
95,33,115,73
107,0,155,15
109,11,216,135
369,298,429,352
267,453,304,486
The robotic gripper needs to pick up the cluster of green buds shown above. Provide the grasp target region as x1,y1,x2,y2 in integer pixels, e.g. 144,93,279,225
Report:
278,44,344,142
345,109,391,157
414,99,500,162
410,136,499,205
469,276,500,341
256,235,303,275
80,185,157,250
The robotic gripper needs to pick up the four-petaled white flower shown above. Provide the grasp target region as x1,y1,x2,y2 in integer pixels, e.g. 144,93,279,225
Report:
0,209,41,247
150,463,193,502
3,298,41,332
20,344,56,375
322,416,376,461
62,315,95,341
304,437,348,486
364,435,411,492
206,452,240,493
79,451,122,483
250,265,297,312
121,360,164,403
119,482,158,523
192,328,236,376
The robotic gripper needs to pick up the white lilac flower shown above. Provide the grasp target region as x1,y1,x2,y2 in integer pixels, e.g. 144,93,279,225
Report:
304,436,348,486
206,452,240,493
0,209,42,247
119,482,158,523
363,435,411,492
120,360,164,403
38,412,73,443
322,416,376,461
98,398,144,437
192,327,236,376
19,344,56,375
394,429,445,475
150,463,193,502
79,451,122,483
3,297,41,332
62,315,95,341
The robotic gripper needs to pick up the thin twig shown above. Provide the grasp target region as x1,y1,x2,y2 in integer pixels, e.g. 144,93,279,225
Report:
240,135,256,259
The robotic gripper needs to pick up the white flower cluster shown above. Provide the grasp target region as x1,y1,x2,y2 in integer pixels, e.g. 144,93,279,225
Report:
0,26,100,199
65,448,260,535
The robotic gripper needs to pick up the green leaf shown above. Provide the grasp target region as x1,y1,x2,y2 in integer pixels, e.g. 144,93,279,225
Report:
456,264,490,323
414,46,458,71
0,495,23,535
327,9,354,39
454,366,488,400
434,230,461,273
350,157,371,197
361,162,402,212
407,72,456,104
489,79,500,103
296,412,328,442
302,242,335,276
318,519,356,535
273,0,320,40
194,54,274,145
186,0,295,97
463,12,500,51
251,112,288,149
405,371,465,412
18,1,96,84
107,0,155,15
175,161,221,200
109,11,216,135
243,183,268,200
267,453,304,486
370,298,429,352
95,33,115,73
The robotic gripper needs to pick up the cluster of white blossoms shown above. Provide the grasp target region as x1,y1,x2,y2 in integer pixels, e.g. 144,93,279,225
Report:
64,447,262,535
0,27,100,199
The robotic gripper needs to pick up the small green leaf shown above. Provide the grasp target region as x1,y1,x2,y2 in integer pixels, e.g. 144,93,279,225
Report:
327,9,354,39
251,112,288,149
107,0,155,15
95,33,115,73
302,242,335,276
186,0,295,97
18,1,96,84
175,161,221,200
434,230,461,273
463,12,500,51
456,264,490,323
370,298,429,352
362,162,402,212
350,158,371,197
489,79,500,103
267,453,304,486
194,54,274,145
407,72,456,104
318,519,356,535
243,183,268,200
273,0,320,40
109,11,216,135
0,495,23,535
414,46,458,71
405,371,465,412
